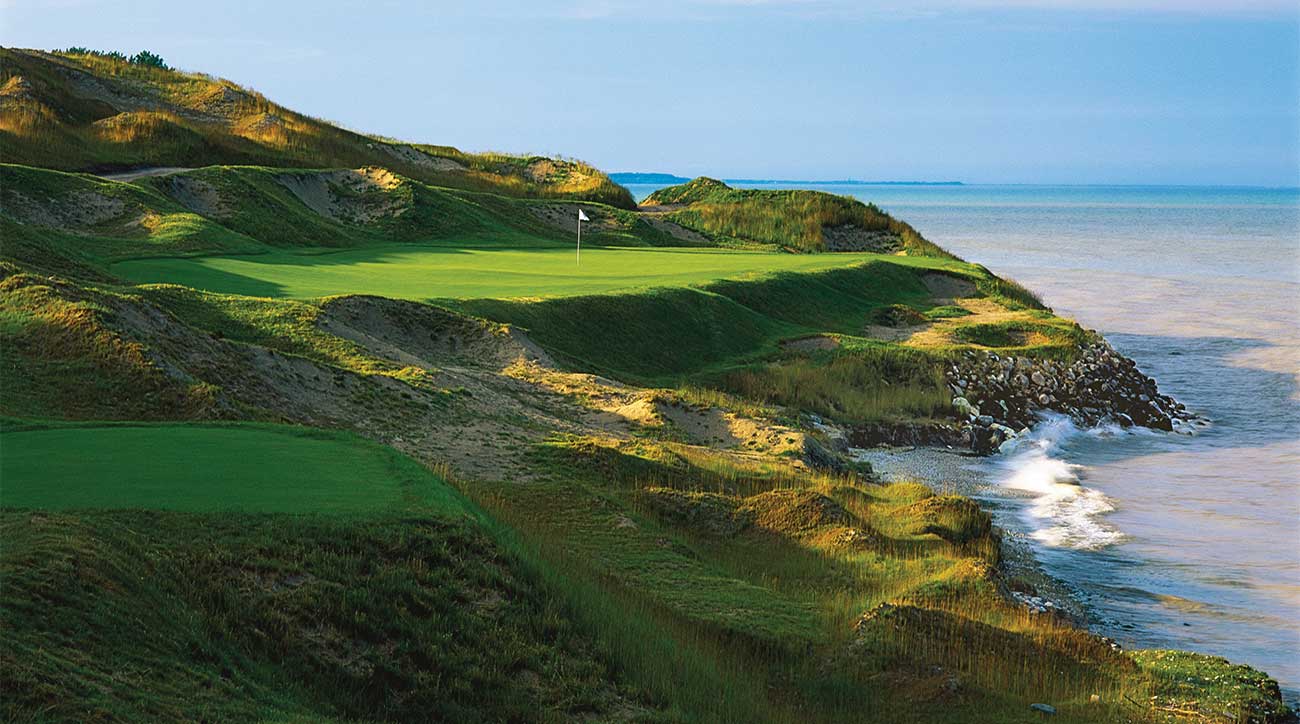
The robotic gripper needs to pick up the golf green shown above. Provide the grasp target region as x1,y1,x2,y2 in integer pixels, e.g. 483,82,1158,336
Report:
0,423,465,515
110,244,942,300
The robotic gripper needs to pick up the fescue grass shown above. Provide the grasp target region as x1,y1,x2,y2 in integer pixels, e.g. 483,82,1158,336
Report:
1131,650,1292,723
0,508,647,723
924,304,973,320
456,434,1212,723
0,268,220,420
718,346,952,424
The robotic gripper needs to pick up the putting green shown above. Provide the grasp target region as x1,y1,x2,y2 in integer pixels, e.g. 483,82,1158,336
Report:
0,423,466,515
110,244,940,300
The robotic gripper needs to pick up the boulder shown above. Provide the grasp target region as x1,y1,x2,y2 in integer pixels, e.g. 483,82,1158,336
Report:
952,396,979,419
802,436,847,473
971,425,1001,455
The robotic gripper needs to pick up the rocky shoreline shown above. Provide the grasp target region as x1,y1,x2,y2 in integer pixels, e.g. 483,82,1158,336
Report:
850,340,1205,456
949,340,1203,453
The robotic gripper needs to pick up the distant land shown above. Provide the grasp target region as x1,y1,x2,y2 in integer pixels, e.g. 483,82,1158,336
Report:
610,172,963,186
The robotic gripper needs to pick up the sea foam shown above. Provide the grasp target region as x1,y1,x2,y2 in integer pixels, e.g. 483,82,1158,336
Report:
993,414,1126,550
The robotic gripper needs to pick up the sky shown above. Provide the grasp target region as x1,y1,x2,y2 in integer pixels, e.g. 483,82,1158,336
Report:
2,0,1297,185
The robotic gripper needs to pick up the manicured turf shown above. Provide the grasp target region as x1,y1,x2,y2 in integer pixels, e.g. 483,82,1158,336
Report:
110,244,949,300
0,423,465,514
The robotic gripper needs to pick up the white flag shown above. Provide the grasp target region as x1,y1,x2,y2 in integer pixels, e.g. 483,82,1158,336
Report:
577,209,590,222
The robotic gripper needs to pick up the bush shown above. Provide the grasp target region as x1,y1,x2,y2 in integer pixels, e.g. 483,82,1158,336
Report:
55,47,168,69
58,47,126,62
129,50,168,69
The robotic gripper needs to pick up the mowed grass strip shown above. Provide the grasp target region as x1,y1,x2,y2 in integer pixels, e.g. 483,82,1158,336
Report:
0,422,466,515
110,244,955,300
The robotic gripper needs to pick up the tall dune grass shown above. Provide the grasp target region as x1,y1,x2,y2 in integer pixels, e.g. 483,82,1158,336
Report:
720,348,952,423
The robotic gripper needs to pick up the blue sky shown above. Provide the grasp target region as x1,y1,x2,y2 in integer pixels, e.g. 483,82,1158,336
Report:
3,0,1297,185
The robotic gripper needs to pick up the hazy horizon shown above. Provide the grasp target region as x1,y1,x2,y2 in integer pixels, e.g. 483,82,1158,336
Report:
3,0,1297,186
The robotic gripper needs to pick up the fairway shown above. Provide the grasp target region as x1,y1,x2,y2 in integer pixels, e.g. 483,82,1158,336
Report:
0,423,466,514
110,244,927,300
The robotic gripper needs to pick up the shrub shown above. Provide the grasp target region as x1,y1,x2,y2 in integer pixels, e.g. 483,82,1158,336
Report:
129,50,169,69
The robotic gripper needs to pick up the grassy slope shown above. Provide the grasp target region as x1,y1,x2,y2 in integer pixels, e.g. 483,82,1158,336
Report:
1,512,648,722
645,177,955,256
1,269,1288,722
0,163,688,279
0,47,636,208
0,417,1165,723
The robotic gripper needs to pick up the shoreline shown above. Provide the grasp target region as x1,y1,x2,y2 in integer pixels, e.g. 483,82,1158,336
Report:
853,444,1093,626
855,439,1300,714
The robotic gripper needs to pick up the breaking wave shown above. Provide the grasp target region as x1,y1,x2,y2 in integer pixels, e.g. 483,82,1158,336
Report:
992,414,1128,550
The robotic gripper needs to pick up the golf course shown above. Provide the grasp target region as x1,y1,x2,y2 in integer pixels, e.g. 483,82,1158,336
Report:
112,244,952,300
1,44,1291,724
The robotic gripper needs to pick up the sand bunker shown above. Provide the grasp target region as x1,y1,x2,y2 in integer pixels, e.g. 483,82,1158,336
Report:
276,168,411,224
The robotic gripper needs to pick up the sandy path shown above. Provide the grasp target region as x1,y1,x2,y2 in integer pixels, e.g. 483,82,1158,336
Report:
99,167,195,182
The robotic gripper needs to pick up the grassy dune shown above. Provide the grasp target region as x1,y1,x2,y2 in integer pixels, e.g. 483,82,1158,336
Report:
0,47,635,207
645,177,955,256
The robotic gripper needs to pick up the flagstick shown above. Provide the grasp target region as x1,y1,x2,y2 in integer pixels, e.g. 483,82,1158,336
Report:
576,215,581,265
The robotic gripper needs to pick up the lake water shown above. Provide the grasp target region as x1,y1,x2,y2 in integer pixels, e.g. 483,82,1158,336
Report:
628,182,1300,699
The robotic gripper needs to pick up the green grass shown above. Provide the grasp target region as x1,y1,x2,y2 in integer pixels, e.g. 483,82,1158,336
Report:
454,259,971,387
949,318,1091,357
1131,650,1292,723
112,245,929,300
0,422,469,515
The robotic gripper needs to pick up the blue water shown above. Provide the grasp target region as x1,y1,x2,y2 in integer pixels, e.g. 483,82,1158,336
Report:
629,182,1300,698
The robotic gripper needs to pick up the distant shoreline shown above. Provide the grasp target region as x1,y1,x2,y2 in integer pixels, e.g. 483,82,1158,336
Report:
610,174,1300,191
609,172,963,186
727,178,964,186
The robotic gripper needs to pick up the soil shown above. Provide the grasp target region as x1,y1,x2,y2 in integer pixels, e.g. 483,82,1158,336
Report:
4,189,129,231
821,226,901,252
781,335,840,352
921,273,977,299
